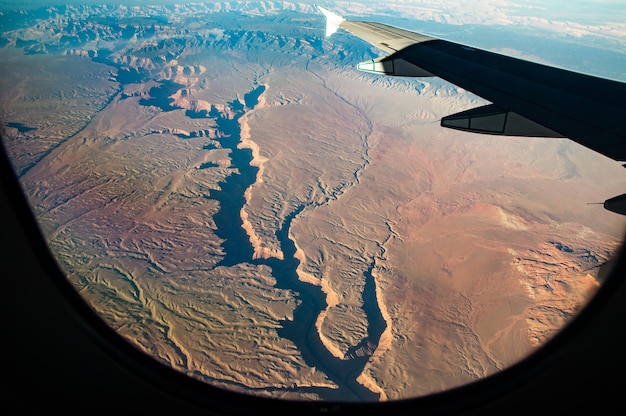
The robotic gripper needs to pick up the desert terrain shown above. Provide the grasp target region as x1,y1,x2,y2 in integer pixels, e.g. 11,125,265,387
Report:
1,2,624,402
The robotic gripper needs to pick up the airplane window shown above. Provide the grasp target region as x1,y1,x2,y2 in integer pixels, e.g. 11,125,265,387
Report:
1,0,625,407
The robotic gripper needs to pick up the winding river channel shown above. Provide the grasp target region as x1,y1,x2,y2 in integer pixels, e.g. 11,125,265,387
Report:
140,80,386,401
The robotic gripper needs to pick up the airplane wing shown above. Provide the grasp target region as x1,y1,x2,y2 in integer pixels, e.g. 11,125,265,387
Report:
315,5,626,159
315,5,626,214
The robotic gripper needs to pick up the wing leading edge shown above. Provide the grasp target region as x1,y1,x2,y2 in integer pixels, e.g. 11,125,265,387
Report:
315,5,626,214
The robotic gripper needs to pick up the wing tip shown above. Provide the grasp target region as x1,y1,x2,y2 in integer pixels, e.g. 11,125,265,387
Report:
315,4,345,37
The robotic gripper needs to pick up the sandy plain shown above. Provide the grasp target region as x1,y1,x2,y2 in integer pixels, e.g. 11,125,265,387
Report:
249,65,624,398
2,17,625,402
